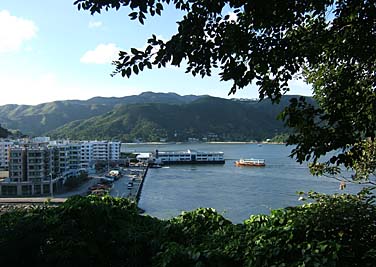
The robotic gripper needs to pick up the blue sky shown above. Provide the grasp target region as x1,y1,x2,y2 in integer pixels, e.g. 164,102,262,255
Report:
0,1,311,105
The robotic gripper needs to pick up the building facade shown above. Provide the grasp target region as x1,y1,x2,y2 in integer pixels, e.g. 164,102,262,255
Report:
0,140,13,169
0,139,121,196
2,145,62,196
79,140,121,168
56,143,82,177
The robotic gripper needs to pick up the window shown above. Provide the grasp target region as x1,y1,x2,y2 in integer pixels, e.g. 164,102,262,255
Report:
34,184,41,195
22,185,32,196
1,185,17,196
43,184,50,194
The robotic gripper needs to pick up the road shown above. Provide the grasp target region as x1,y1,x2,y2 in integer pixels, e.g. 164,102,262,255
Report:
0,168,146,204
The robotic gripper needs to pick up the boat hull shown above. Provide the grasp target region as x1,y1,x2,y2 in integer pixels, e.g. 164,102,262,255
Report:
161,160,225,165
235,162,265,167
235,159,266,167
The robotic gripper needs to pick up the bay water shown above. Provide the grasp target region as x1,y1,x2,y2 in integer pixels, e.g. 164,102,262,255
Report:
124,143,364,223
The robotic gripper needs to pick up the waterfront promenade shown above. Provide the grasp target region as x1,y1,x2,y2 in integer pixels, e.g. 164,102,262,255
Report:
0,177,98,204
0,165,148,206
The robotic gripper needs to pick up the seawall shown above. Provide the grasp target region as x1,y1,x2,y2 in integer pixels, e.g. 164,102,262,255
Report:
135,165,149,203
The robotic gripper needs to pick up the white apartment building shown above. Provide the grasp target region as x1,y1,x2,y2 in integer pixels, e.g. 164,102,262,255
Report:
108,141,121,160
0,140,13,169
32,136,51,143
91,141,109,161
80,142,93,169
82,141,121,161
51,140,121,170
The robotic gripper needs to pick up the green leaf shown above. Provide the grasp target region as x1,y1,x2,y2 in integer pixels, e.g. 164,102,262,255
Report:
126,67,131,78
133,65,139,74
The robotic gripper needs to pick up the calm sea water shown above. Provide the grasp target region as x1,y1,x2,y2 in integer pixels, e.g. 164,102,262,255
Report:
124,143,364,223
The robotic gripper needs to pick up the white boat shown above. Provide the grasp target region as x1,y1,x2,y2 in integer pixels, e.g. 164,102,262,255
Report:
151,149,225,165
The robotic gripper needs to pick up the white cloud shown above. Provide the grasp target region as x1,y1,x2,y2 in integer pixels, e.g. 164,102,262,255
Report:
0,72,141,105
80,43,120,64
0,10,38,53
288,79,312,96
0,72,62,105
227,12,238,22
88,21,103,28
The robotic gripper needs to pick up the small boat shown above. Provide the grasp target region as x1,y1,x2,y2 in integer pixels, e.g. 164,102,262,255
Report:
235,158,265,167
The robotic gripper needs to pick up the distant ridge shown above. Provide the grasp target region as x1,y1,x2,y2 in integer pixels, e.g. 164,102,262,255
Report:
86,92,205,105
0,92,314,141
0,92,205,136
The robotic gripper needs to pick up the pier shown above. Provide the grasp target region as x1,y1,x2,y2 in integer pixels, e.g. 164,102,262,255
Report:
109,164,149,203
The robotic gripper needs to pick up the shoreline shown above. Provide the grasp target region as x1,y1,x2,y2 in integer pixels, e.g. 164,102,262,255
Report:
123,141,287,145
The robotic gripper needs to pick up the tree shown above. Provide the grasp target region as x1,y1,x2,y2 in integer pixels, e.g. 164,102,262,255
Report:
0,125,10,138
74,0,376,181
1,192,376,265
64,171,89,189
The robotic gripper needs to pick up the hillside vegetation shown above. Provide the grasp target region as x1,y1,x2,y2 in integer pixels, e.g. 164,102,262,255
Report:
49,96,294,142
1,191,375,266
0,125,10,138
0,92,313,141
0,102,112,136
0,92,198,136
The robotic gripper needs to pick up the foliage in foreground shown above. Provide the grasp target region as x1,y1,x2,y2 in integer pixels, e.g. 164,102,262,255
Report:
0,191,375,266
74,0,376,181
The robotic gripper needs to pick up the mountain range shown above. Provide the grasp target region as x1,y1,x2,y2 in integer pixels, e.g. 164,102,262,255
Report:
0,92,313,142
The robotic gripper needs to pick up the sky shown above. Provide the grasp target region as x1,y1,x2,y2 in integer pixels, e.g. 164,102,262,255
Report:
0,1,312,106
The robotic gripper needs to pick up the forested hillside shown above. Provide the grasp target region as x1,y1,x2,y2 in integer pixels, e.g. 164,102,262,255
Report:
0,125,10,138
0,102,112,136
0,92,202,136
49,96,302,142
0,92,312,141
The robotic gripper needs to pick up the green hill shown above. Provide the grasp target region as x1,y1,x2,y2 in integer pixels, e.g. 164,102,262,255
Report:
0,102,112,136
49,96,297,142
0,93,312,141
0,92,203,136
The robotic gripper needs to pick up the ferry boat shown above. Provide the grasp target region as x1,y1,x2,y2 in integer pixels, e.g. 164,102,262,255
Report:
150,149,225,165
235,158,265,167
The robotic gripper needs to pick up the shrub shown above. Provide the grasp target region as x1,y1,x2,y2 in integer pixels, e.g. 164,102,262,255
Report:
0,191,375,266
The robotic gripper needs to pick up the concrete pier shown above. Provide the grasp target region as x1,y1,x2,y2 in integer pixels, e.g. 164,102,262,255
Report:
135,165,149,203
110,164,148,203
